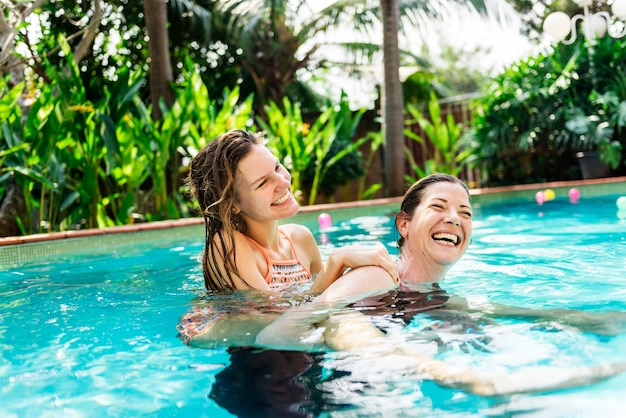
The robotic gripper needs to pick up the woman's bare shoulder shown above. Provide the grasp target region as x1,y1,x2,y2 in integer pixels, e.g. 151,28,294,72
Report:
279,223,319,263
279,223,314,240
213,229,271,291
212,228,251,250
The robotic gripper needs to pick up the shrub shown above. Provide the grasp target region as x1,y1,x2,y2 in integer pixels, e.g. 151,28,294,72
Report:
465,36,626,186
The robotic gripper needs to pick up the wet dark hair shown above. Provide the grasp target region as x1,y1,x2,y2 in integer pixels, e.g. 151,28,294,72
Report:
187,129,263,290
395,173,470,250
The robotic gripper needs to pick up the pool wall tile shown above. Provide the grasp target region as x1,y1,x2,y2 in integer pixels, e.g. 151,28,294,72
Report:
1,225,203,269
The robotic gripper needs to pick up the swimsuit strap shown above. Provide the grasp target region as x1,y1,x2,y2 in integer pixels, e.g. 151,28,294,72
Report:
244,230,312,285
244,236,275,283
279,232,310,270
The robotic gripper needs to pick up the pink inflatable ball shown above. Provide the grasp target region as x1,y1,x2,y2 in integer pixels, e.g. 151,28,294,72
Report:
535,191,546,205
318,213,332,230
568,188,580,203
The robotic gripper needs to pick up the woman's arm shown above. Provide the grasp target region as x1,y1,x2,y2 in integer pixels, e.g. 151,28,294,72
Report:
183,264,398,350
284,223,398,293
311,246,398,292
182,274,626,396
185,228,398,349
444,294,626,336
254,266,398,351
477,301,626,336
184,311,282,349
320,309,626,396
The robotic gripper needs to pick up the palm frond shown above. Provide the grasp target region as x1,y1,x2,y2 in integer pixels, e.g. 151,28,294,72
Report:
168,0,214,43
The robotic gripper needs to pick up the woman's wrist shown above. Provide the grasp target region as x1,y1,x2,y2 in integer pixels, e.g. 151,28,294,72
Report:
325,250,350,277
309,252,346,292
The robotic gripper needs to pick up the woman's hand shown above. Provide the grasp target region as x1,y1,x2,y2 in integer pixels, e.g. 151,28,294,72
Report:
328,245,398,280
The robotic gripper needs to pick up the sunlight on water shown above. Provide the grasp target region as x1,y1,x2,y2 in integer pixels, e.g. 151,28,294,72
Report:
2,195,626,416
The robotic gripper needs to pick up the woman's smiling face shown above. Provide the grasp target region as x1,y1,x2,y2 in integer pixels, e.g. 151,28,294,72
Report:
232,144,298,223
396,181,473,267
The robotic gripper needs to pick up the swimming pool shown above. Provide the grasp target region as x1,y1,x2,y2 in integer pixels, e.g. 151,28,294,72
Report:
2,184,626,416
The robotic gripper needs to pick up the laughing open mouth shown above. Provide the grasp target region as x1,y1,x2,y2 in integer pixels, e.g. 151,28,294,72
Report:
432,232,460,246
272,192,291,206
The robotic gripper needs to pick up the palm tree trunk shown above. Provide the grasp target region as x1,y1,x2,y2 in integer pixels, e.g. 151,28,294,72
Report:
143,0,178,216
380,0,406,197
143,0,175,121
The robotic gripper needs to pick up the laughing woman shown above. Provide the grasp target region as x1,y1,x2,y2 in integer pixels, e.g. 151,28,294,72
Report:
186,129,398,293
251,173,626,396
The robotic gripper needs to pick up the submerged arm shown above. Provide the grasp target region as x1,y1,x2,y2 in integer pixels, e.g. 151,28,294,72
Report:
466,298,626,336
181,281,626,396
255,265,399,351
183,265,398,350
183,311,282,349
321,309,626,396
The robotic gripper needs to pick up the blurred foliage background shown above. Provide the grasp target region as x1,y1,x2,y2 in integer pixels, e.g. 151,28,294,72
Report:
1,0,625,236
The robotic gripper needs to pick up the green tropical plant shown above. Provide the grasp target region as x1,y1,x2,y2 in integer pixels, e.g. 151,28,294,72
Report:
564,101,621,170
101,71,156,224
465,35,626,186
404,93,469,183
259,95,370,205
180,71,254,155
0,38,255,235
0,46,95,233
259,97,331,203
16,0,517,205
357,129,384,200
303,94,367,203
0,78,53,234
109,65,254,222
202,0,504,196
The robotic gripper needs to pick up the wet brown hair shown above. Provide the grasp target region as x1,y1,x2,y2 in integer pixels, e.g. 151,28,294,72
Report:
395,173,470,251
187,129,263,290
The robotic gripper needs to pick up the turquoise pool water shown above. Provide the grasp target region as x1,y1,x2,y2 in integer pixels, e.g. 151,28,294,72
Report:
2,194,626,416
